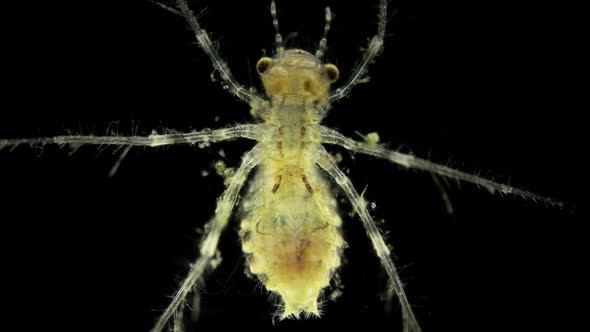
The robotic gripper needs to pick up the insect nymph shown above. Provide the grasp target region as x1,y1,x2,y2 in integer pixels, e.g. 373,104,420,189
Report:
0,1,563,332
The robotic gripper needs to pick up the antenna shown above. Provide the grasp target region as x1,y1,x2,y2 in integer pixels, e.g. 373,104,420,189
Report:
315,6,332,60
270,0,284,55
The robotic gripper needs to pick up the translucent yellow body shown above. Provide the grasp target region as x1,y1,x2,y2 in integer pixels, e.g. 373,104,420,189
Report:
240,50,344,318
1,2,559,331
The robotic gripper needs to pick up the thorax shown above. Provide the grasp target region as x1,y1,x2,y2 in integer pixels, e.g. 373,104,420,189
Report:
251,96,324,205
261,95,322,167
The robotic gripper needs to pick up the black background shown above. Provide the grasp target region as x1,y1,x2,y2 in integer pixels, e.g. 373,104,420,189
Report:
0,0,586,331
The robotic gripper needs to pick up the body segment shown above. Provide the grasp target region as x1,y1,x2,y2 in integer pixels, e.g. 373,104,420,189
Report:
240,110,344,318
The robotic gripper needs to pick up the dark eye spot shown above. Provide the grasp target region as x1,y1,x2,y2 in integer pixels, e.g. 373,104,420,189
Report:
304,80,313,92
256,57,273,74
324,64,340,82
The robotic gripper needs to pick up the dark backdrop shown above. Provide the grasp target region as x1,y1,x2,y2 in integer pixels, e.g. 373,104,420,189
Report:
0,1,586,332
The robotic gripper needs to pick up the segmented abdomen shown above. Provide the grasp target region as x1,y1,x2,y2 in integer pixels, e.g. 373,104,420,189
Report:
240,161,344,319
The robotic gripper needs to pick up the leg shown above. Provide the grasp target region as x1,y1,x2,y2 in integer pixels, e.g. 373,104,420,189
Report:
150,0,182,16
151,145,261,332
317,146,422,332
320,126,564,208
0,124,260,149
174,0,264,105
328,0,387,102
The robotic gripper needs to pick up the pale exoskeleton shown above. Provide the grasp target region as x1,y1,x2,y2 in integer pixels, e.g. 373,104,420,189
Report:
0,1,574,332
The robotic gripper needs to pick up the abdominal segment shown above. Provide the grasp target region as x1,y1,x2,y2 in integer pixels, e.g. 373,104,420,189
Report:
240,168,344,319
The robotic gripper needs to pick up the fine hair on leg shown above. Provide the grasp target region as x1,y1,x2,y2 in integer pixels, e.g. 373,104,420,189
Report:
174,0,264,104
0,124,260,150
151,145,261,332
328,0,388,102
317,146,423,332
319,126,564,208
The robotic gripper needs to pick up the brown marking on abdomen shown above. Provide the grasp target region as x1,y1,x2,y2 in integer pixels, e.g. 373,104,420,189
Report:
301,175,314,194
277,126,284,157
293,239,312,273
241,230,252,243
277,141,284,157
300,126,307,149
311,220,330,233
272,175,283,193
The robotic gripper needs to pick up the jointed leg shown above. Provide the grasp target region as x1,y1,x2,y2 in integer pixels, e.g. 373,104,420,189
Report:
0,124,260,150
174,0,264,105
320,126,564,208
151,145,261,332
328,0,387,102
317,146,422,332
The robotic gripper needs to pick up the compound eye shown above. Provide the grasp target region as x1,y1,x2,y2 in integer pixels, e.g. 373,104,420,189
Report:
324,64,340,82
256,57,273,74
